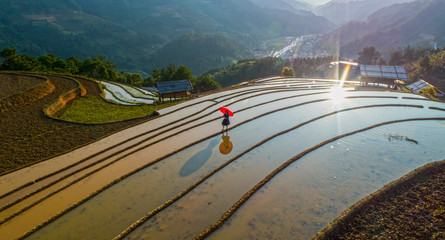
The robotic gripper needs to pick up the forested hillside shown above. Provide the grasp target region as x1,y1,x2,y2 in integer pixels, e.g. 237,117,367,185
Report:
206,56,334,87
0,0,334,74
2,0,442,78
0,1,163,71
149,34,251,74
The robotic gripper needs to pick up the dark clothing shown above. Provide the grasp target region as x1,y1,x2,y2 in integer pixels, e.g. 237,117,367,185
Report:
222,113,230,126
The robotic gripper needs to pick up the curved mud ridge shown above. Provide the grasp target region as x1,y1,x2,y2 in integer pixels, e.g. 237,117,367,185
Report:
313,159,445,240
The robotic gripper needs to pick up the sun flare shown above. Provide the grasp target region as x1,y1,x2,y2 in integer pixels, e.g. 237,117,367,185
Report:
339,64,351,88
330,86,345,104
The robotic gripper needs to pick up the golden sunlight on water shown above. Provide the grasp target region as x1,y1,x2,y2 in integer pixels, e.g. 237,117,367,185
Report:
3,77,445,240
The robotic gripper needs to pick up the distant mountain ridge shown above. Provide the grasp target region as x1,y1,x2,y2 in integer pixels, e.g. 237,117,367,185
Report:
318,0,445,58
316,0,414,25
248,0,313,14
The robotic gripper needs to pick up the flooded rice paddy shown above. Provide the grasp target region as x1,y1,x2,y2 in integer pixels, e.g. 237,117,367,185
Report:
1,77,445,239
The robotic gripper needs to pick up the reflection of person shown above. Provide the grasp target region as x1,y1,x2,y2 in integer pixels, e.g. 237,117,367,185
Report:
219,131,233,155
222,110,230,131
222,132,230,148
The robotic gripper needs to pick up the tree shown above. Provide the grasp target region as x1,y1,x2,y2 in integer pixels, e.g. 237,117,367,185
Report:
194,76,220,93
78,56,118,80
282,67,295,77
357,46,384,65
79,59,101,78
388,51,403,65
127,73,143,86
161,63,177,81
173,65,196,86
403,46,415,63
0,48,38,71
0,47,16,59
143,76,156,87
418,86,438,100
419,56,432,72
53,59,68,72
66,56,82,74
1,54,39,71
37,54,66,72
151,69,163,82
172,66,193,81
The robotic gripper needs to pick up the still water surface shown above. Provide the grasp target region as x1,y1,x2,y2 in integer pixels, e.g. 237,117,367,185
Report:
210,120,445,239
26,91,445,240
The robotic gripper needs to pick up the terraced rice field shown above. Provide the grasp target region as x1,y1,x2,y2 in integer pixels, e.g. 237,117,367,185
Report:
100,81,156,105
0,74,44,100
1,77,445,239
0,73,153,172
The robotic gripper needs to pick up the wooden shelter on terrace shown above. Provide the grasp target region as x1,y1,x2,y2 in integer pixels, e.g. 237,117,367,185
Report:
156,80,193,102
359,65,408,86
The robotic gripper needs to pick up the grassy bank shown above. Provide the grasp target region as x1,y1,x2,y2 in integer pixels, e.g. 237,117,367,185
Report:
54,96,167,124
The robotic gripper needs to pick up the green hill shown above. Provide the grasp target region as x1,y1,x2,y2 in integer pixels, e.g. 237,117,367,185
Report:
0,0,334,74
0,2,163,70
150,34,252,74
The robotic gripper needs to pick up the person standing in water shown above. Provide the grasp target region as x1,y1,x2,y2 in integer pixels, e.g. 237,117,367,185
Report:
222,110,230,131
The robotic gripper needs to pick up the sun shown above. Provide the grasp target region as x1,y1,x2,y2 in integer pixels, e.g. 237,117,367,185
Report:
330,86,345,105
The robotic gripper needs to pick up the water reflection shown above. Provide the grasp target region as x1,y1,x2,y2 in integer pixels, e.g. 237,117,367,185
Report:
179,138,219,177
219,131,234,155
208,121,445,240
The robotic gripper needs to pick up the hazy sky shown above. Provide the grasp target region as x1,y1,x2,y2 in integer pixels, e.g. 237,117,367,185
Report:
300,0,332,6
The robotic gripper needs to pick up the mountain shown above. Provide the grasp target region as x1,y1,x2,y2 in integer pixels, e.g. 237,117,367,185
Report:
248,0,313,14
0,0,164,71
295,0,332,7
125,0,335,41
316,0,414,25
318,0,445,59
150,34,251,74
0,0,335,74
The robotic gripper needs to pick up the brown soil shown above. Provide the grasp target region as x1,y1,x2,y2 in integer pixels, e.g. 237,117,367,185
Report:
70,75,101,96
315,160,445,240
0,74,44,100
0,73,150,174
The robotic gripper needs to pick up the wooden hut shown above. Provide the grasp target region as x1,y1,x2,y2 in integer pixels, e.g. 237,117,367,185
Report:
156,80,193,102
